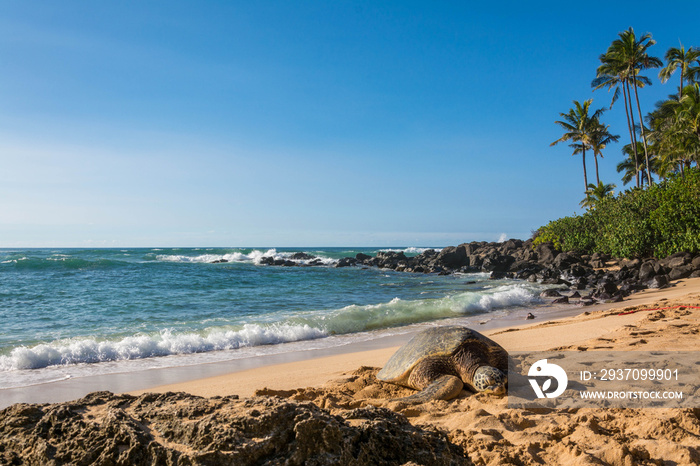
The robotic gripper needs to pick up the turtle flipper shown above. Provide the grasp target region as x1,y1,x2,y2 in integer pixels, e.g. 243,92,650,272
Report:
398,375,463,404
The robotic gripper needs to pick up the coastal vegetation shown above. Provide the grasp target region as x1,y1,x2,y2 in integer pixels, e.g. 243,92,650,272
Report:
545,28,700,259
534,168,700,258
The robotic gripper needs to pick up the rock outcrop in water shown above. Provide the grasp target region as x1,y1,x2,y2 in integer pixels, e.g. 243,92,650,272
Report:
0,391,470,465
224,243,700,306
337,241,700,305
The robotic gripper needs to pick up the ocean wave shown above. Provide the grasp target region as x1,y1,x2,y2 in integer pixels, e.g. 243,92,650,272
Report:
0,324,327,372
309,283,541,333
156,249,338,266
0,282,542,373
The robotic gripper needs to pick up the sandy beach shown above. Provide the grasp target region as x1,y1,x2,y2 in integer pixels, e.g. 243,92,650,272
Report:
122,277,700,464
120,278,700,465
2,278,699,465
132,277,700,398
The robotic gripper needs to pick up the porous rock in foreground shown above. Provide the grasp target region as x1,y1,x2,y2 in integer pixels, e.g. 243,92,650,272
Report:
0,391,471,466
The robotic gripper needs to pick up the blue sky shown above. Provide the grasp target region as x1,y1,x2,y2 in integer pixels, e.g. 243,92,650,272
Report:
2,1,699,247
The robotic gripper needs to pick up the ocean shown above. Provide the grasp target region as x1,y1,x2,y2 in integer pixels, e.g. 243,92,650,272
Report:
0,247,556,391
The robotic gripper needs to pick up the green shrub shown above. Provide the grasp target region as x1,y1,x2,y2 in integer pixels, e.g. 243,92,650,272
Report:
535,169,700,258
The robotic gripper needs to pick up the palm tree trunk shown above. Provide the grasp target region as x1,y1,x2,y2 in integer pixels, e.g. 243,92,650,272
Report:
582,148,588,192
594,153,600,185
632,74,654,185
622,81,640,187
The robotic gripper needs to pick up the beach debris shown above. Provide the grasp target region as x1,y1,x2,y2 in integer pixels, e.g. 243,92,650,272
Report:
377,326,508,403
0,391,471,465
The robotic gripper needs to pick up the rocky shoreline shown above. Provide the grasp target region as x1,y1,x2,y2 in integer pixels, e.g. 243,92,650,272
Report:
254,240,700,305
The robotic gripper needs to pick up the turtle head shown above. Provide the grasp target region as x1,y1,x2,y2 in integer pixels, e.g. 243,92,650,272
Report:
473,366,506,395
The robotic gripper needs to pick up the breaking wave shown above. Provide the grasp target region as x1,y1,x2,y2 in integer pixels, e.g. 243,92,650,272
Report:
0,283,541,373
0,324,327,373
155,249,338,266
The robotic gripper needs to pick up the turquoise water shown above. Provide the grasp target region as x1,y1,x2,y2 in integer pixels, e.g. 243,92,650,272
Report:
0,247,549,388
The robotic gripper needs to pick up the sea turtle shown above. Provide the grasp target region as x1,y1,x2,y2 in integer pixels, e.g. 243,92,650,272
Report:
377,326,508,403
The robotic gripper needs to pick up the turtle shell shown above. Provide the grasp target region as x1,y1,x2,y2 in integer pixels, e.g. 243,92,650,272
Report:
377,326,503,382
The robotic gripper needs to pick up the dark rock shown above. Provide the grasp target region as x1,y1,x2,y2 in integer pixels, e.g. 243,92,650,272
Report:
0,392,471,466
669,265,694,281
551,296,570,304
376,251,407,262
482,254,514,272
436,246,468,269
541,278,563,285
290,252,315,260
457,242,477,255
535,242,559,265
508,260,540,273
620,258,641,269
553,252,580,269
574,277,588,290
569,291,581,299
566,264,589,278
661,252,693,268
500,239,523,253
692,255,700,271
619,282,647,293
596,281,619,295
638,261,657,281
336,257,356,268
647,274,670,289
526,312,536,320
540,289,562,298
591,252,611,262
211,259,229,263
590,259,606,268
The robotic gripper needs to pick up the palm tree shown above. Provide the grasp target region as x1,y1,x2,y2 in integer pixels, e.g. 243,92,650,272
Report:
613,28,662,185
677,83,700,142
593,48,641,186
617,142,654,185
551,99,605,191
580,181,616,209
653,84,700,175
648,94,694,177
595,28,661,186
659,44,700,99
589,122,620,185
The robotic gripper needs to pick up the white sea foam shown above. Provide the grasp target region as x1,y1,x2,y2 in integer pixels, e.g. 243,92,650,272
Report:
0,324,327,373
0,282,543,376
156,249,338,266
